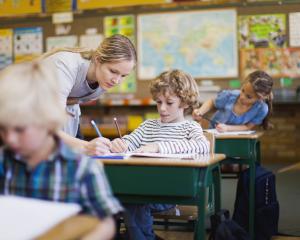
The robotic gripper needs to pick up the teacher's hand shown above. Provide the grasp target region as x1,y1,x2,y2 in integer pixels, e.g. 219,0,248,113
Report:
85,137,112,156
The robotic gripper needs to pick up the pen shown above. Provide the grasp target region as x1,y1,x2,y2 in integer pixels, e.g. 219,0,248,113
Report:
113,117,122,138
90,120,102,137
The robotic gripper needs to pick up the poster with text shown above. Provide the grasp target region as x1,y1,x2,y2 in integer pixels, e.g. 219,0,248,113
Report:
104,15,136,93
46,35,78,51
79,34,103,50
14,27,43,63
0,29,13,69
289,12,300,47
239,14,286,49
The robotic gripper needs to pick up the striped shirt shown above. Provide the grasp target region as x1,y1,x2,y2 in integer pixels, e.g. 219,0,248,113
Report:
123,119,210,154
0,139,122,219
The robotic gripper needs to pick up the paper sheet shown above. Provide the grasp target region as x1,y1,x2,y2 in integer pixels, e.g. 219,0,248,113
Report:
94,152,198,160
204,129,255,135
0,196,81,240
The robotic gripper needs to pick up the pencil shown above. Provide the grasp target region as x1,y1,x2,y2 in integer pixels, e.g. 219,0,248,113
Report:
113,117,122,138
90,120,102,137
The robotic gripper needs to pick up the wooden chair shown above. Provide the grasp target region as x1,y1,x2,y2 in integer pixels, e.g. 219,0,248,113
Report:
153,132,216,230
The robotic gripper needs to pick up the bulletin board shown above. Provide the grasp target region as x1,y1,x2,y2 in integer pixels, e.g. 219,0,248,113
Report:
0,2,300,97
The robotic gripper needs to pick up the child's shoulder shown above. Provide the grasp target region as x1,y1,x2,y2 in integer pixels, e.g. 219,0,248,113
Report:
184,120,202,128
140,119,160,126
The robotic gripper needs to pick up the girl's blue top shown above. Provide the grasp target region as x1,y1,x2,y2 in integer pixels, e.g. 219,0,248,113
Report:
210,90,268,128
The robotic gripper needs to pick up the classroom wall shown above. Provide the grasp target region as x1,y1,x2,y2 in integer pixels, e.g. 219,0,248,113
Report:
1,1,300,163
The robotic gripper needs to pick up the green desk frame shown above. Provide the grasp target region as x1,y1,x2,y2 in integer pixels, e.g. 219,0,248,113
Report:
104,161,222,240
215,133,262,240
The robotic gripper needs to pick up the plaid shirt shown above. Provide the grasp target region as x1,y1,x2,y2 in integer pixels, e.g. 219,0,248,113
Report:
0,139,123,219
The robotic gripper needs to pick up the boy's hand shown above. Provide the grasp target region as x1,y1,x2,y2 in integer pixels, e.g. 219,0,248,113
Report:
111,138,128,153
192,109,204,122
85,137,112,156
135,143,159,153
216,123,229,132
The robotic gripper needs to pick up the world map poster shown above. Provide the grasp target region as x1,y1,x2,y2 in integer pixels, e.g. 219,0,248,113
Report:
137,9,238,79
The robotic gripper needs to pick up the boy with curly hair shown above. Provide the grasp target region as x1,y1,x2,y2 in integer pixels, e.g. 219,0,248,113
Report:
111,69,210,240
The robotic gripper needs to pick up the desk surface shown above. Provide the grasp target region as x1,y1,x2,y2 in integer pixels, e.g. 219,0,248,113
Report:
215,131,264,139
38,215,99,240
100,153,225,167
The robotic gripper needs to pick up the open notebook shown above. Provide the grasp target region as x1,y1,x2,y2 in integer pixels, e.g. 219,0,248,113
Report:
0,196,81,240
93,152,198,160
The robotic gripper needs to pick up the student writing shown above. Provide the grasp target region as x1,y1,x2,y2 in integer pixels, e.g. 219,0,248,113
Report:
40,34,137,156
193,70,273,132
111,69,210,240
0,61,123,240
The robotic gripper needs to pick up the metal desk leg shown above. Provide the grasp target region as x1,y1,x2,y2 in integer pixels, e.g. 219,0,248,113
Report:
249,158,256,240
213,165,221,213
195,184,206,240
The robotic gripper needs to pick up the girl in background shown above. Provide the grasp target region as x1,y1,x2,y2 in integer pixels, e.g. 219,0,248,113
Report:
193,70,273,132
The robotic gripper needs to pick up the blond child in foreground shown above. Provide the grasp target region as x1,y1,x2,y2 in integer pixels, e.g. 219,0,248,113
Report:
0,61,122,240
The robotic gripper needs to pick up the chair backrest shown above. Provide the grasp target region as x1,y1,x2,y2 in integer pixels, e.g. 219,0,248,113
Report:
203,131,215,153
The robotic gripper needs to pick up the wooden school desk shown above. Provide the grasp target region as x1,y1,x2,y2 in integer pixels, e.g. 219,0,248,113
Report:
37,215,99,240
100,153,226,240
215,132,264,240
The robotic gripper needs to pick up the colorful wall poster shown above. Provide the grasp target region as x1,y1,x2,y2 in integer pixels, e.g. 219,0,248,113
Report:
43,0,75,13
14,27,43,63
138,9,237,79
239,14,286,49
0,0,41,16
104,15,136,93
104,15,135,43
289,12,300,47
77,0,168,10
240,48,300,78
46,35,78,51
0,29,13,69
79,34,103,50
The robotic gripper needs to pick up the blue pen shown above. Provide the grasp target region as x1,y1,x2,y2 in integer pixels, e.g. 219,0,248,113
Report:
90,120,102,137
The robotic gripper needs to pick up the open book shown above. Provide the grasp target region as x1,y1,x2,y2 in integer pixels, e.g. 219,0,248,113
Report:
0,196,81,240
204,129,255,136
93,152,198,160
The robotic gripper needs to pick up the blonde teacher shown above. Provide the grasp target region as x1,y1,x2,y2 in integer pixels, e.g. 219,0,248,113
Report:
41,34,136,155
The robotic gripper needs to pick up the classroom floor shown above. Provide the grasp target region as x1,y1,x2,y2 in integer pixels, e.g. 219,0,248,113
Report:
151,163,300,240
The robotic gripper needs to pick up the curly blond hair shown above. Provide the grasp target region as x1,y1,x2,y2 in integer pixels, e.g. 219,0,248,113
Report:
150,69,199,110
